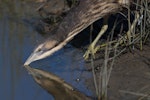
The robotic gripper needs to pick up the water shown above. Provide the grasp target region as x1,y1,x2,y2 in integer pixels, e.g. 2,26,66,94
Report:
0,1,93,100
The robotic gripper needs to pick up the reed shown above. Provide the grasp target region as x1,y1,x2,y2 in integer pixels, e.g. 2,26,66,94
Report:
89,0,150,99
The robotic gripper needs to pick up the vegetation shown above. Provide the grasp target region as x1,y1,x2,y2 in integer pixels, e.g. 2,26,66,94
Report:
88,0,150,100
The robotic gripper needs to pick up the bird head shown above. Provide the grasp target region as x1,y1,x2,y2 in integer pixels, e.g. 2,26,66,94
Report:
24,39,58,65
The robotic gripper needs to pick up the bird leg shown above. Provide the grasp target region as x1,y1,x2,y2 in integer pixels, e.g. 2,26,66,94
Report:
83,17,108,60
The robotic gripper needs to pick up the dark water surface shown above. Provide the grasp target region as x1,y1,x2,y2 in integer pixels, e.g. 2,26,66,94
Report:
0,1,93,100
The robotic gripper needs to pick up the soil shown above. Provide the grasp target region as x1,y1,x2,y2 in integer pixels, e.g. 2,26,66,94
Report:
85,43,150,100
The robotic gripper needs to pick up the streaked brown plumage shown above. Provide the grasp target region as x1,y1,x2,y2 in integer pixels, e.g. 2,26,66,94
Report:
24,0,131,65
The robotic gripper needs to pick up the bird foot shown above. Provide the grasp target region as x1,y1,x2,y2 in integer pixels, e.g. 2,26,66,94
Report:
83,24,108,60
83,43,98,60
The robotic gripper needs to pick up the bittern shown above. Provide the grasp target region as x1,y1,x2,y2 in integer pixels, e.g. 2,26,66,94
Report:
24,0,130,65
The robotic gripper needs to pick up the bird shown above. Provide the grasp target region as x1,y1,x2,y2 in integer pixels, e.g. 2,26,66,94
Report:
24,0,131,65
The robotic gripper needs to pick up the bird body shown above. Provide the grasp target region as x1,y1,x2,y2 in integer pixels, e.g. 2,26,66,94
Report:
24,0,131,65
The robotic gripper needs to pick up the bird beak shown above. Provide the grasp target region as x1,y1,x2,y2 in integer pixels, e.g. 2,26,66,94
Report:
24,52,42,65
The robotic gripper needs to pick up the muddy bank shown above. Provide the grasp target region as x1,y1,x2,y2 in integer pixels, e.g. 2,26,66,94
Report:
84,44,150,100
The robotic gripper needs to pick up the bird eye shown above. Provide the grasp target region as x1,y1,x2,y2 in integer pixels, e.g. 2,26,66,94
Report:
37,48,42,52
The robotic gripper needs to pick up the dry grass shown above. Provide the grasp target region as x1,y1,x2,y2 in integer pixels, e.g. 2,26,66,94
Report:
89,0,150,100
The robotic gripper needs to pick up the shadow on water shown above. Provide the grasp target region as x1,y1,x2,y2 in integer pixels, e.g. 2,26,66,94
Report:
0,0,93,100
